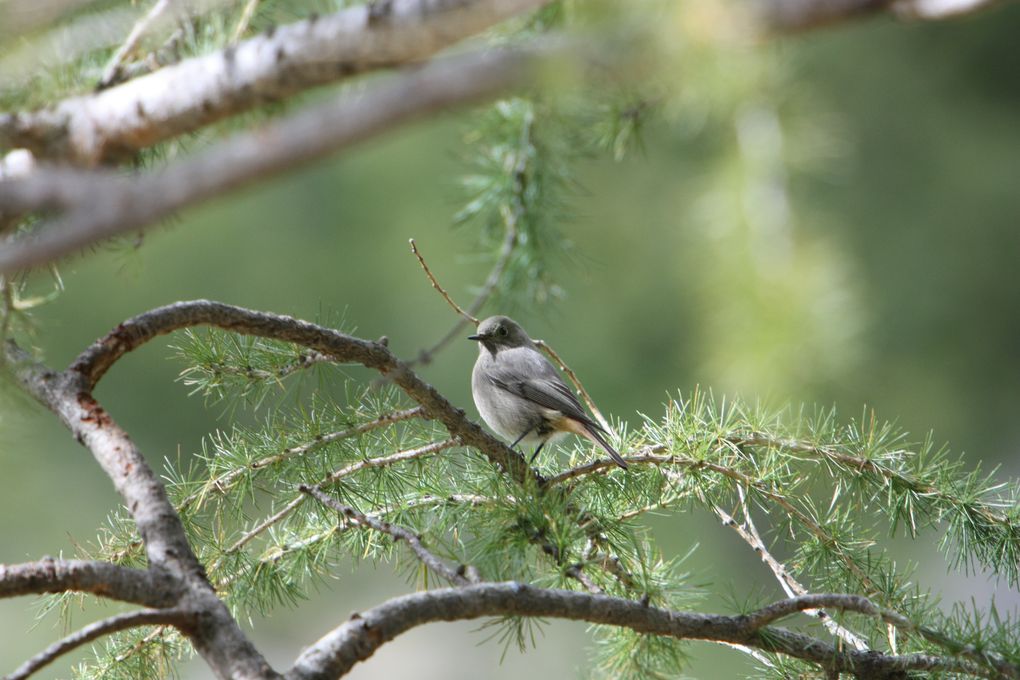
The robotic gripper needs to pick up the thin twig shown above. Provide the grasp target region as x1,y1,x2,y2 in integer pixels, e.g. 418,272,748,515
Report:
7,608,191,680
410,220,518,366
231,0,260,42
99,0,175,89
548,449,880,594
711,493,870,651
212,438,459,566
409,239,479,325
301,485,479,586
177,407,425,512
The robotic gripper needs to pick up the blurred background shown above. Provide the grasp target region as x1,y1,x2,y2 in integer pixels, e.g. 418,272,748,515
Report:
1,2,1019,677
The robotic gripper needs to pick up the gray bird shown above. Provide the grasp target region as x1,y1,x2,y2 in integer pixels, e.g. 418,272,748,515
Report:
469,316,628,469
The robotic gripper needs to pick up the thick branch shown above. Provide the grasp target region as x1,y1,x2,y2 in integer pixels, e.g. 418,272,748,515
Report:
4,341,277,679
0,0,551,164
0,44,555,275
287,584,985,680
0,558,176,607
7,607,194,680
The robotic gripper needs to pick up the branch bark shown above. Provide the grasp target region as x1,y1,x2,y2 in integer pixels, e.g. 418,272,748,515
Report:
0,44,555,275
0,558,176,607
287,583,990,680
5,339,277,678
65,299,539,483
7,607,195,680
0,0,552,164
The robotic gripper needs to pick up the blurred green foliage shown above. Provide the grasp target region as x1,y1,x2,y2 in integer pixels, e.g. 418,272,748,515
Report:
1,0,1019,677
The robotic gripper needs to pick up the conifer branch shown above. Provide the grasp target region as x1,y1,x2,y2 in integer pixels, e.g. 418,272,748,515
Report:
0,0,554,164
288,584,1000,680
300,485,479,587
212,438,460,568
0,43,556,275
6,607,194,680
177,406,425,513
711,488,870,650
64,299,539,484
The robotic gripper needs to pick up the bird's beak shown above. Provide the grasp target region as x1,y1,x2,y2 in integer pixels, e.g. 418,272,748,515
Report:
467,333,483,341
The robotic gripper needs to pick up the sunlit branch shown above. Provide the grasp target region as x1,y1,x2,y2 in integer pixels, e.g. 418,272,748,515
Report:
0,0,554,164
0,44,559,275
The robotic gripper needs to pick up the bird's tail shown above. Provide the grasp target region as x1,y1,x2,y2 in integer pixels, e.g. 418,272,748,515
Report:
583,425,629,470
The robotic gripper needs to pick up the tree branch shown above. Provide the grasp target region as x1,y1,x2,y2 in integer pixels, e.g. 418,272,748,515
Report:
0,43,558,275
287,584,991,680
0,558,176,607
300,485,479,587
0,0,552,164
6,607,195,680
4,340,277,678
64,299,540,484
711,493,870,650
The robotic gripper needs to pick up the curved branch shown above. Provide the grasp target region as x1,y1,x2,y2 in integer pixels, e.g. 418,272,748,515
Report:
287,584,991,680
0,43,555,275
0,0,552,164
6,607,195,680
67,299,540,484
4,340,278,679
0,558,177,607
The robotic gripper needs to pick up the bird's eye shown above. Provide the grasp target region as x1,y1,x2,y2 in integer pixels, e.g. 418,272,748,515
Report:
496,326,508,337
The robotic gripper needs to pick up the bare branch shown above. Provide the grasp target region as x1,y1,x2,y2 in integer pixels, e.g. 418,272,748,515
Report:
743,593,879,629
0,43,558,275
301,485,479,587
287,584,993,680
0,558,176,607
0,0,553,164
6,607,194,680
408,125,523,367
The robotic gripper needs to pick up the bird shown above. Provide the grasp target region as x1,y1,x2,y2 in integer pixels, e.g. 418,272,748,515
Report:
469,315,628,469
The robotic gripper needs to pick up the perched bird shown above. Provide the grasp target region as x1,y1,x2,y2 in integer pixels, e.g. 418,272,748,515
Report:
469,316,628,469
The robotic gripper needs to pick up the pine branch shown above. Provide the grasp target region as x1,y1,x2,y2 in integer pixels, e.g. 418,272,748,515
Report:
0,43,560,275
300,484,480,587
287,584,1003,680
176,406,425,513
0,0,554,164
6,607,194,680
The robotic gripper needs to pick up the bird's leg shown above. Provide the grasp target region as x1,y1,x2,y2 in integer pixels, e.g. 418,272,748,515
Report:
529,440,547,464
509,426,536,450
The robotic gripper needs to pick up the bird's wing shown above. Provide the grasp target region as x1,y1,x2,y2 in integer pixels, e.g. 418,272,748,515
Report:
486,350,603,432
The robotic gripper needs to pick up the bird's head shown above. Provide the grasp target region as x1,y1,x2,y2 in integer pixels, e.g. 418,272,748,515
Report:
468,316,534,353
